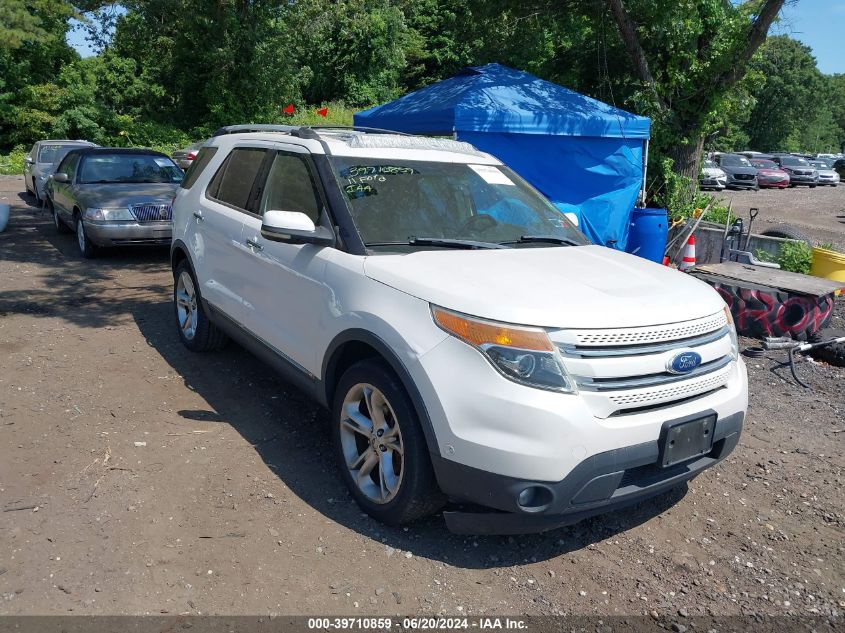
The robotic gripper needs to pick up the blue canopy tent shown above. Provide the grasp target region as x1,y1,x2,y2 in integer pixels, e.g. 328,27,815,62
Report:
354,63,651,250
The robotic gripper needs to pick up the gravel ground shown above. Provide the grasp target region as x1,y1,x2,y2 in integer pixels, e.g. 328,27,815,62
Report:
0,176,843,619
718,184,845,251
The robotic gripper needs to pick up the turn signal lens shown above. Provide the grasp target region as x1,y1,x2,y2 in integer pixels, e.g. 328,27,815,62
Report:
431,306,573,393
432,307,553,351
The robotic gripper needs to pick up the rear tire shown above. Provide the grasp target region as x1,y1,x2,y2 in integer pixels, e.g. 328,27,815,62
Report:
49,199,69,234
332,359,445,525
173,261,228,352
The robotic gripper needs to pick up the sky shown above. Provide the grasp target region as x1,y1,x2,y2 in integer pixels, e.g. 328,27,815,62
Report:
67,1,844,75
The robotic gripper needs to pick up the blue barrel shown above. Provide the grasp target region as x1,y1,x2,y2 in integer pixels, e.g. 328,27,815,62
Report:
626,208,668,263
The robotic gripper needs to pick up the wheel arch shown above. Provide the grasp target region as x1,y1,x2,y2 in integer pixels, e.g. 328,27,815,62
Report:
170,239,193,278
321,329,439,455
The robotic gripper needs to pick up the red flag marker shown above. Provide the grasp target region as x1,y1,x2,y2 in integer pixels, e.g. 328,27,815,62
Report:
317,107,328,117
283,103,295,115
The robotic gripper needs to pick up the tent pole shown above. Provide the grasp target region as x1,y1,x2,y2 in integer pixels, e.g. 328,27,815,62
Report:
640,139,649,207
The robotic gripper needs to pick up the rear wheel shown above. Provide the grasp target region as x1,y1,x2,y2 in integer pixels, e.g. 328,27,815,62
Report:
332,359,445,525
173,261,228,352
75,216,98,258
48,199,69,234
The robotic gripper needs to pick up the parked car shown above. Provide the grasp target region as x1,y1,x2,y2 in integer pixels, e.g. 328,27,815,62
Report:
809,160,840,186
833,158,845,180
699,159,727,190
772,154,818,187
172,141,205,170
24,139,97,201
715,153,758,190
749,159,790,188
45,147,183,258
170,125,747,534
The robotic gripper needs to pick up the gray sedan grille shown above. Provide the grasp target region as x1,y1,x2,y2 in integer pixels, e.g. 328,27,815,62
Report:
130,203,172,222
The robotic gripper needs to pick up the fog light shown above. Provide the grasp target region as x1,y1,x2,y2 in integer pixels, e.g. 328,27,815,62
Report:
516,486,553,512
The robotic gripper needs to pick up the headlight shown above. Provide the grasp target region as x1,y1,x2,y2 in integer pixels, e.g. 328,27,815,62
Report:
431,306,575,393
723,305,739,359
84,207,134,221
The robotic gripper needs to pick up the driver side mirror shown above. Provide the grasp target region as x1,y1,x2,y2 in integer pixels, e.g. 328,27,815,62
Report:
25,157,34,164
261,210,335,247
52,173,69,183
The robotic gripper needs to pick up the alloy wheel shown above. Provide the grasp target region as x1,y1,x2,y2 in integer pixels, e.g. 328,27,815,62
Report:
175,270,198,341
339,383,404,504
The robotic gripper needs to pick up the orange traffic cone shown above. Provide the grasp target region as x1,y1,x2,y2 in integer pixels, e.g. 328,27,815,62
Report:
679,235,696,271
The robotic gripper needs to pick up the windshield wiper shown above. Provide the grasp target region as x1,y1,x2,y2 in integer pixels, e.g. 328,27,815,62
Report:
499,235,582,247
365,237,507,250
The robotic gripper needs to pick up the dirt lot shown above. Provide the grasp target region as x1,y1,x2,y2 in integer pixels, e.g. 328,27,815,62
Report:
719,184,845,251
0,176,843,618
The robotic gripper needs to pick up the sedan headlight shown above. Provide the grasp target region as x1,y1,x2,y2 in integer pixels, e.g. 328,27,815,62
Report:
84,207,135,221
723,305,739,359
432,306,575,393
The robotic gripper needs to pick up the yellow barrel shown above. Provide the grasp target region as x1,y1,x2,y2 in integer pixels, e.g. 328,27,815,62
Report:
811,247,845,296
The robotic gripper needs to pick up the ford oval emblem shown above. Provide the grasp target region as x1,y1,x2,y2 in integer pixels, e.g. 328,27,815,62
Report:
667,350,702,374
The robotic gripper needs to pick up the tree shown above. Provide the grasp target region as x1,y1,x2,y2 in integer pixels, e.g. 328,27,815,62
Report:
606,0,785,181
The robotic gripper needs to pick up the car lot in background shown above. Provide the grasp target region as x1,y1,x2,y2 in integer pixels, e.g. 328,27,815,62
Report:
809,159,840,186
772,154,818,187
699,159,726,190
23,139,98,201
45,147,183,258
834,158,845,180
749,158,789,188
714,153,758,190
172,141,206,170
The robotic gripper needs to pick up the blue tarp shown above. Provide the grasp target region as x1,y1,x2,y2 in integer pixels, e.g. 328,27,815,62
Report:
354,63,651,249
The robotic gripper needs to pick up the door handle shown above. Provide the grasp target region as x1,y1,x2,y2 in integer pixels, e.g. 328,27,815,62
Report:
193,211,204,222
245,238,263,251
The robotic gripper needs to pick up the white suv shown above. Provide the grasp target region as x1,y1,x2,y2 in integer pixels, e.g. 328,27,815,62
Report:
171,125,748,534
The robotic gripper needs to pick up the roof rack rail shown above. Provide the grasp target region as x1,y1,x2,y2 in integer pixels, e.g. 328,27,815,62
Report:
211,124,299,137
301,125,412,137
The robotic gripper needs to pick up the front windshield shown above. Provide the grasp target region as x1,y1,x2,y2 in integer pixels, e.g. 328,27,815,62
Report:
39,144,82,164
721,155,751,167
79,154,184,184
810,161,826,169
782,156,810,167
328,158,590,248
751,160,776,169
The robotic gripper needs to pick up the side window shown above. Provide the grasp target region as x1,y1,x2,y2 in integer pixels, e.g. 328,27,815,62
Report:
181,147,218,190
58,154,80,181
259,151,322,221
207,147,267,211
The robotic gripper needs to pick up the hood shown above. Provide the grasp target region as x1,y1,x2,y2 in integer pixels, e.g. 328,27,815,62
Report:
721,165,757,176
757,168,785,176
78,183,179,209
703,166,726,177
364,246,726,329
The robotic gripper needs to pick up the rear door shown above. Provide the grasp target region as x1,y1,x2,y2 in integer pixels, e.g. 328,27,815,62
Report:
239,145,335,376
195,145,271,323
51,153,81,223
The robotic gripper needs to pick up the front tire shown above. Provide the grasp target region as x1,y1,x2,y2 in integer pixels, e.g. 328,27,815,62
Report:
173,261,228,352
332,359,445,525
76,216,98,258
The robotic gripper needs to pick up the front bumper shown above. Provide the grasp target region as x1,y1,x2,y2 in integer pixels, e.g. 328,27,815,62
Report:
699,177,726,189
84,221,172,247
758,175,789,188
786,174,816,185
439,411,743,534
726,176,757,189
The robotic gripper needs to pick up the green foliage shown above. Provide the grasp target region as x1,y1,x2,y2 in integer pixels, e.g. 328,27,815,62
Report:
0,144,27,175
777,241,813,275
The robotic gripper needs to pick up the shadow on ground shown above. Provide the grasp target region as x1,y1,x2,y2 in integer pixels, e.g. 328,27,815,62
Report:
132,297,689,569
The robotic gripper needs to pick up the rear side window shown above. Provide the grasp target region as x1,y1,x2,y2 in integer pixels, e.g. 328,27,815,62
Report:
181,147,218,190
259,152,322,221
207,148,268,211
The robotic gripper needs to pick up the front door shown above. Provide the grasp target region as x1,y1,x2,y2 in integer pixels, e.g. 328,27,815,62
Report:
239,146,335,377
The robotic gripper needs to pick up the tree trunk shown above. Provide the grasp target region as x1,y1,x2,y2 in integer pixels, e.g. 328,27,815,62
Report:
667,136,705,183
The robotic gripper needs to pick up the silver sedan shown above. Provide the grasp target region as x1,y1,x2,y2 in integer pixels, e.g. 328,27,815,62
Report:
24,140,97,201
45,147,183,258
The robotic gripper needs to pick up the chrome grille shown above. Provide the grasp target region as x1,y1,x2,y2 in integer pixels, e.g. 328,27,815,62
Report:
130,202,172,222
566,312,726,347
